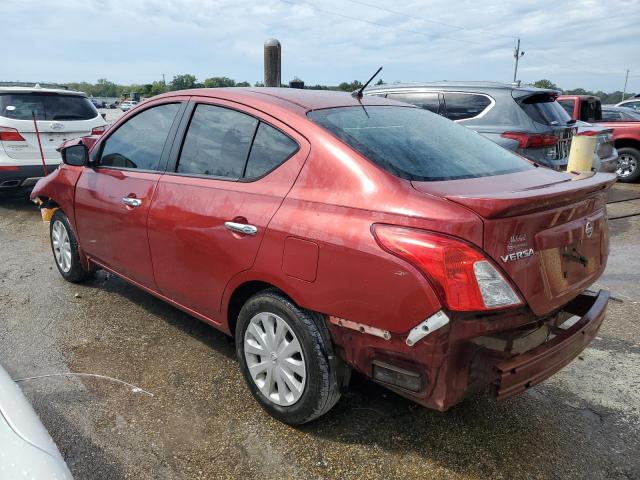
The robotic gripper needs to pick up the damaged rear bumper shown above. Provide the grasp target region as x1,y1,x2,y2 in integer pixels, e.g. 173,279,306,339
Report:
495,290,609,400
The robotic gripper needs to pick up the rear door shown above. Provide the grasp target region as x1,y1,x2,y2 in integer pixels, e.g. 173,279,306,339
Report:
147,98,309,322
74,99,186,289
0,92,102,165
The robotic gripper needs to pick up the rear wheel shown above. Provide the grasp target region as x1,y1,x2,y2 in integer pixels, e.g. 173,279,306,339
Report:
50,210,94,283
616,147,640,182
235,290,341,425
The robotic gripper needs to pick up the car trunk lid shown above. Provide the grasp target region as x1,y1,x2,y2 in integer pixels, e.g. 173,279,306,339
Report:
412,170,617,315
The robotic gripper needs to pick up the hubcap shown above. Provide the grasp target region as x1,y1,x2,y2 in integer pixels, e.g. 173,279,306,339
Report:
616,153,637,178
243,312,306,406
52,220,72,273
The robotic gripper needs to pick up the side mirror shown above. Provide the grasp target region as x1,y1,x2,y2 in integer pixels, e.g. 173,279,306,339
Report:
62,144,89,166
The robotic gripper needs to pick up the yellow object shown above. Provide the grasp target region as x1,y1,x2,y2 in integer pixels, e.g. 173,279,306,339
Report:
567,135,596,174
41,207,58,222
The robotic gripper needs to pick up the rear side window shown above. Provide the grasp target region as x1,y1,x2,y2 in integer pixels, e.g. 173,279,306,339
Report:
244,123,299,179
386,92,442,114
177,104,257,178
557,99,575,117
308,106,533,181
443,93,491,120
518,93,572,125
100,103,180,170
621,101,640,111
0,93,98,120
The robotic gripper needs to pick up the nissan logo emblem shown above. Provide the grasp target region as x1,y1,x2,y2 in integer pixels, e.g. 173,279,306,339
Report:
585,221,594,238
50,122,64,131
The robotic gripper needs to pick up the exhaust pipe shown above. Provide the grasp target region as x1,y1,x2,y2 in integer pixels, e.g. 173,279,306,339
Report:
0,180,21,188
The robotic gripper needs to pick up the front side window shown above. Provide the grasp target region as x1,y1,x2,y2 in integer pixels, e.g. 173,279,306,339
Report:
443,93,491,121
0,93,98,120
308,106,533,182
601,110,622,121
386,92,441,114
622,101,640,111
177,105,257,178
100,103,180,170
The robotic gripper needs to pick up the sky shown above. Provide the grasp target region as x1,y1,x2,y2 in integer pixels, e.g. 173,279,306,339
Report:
4,0,640,92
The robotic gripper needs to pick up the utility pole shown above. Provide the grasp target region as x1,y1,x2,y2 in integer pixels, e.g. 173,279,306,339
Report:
513,38,524,84
622,69,630,101
162,73,166,85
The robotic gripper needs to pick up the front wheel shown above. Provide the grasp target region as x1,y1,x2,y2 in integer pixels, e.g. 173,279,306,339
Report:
616,147,640,182
235,290,341,425
50,210,94,283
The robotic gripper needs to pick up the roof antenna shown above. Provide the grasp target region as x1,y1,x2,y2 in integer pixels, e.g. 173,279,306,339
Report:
352,66,383,98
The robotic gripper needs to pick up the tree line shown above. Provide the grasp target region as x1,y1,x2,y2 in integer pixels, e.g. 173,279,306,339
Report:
59,75,384,98
531,79,635,104
4,76,632,103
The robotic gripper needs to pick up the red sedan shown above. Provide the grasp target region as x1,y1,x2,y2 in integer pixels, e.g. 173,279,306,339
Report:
32,88,615,424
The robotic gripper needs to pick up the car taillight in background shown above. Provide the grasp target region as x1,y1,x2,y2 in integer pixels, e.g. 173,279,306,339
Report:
91,126,107,135
0,126,26,141
372,225,522,312
576,130,599,136
501,131,558,149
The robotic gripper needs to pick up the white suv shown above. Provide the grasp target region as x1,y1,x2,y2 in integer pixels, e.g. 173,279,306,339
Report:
0,86,107,189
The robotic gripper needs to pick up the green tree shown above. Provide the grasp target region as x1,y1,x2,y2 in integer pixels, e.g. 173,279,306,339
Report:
254,81,265,87
203,76,236,88
532,79,558,89
150,81,168,96
375,78,384,86
236,81,251,87
170,74,197,91
338,80,364,92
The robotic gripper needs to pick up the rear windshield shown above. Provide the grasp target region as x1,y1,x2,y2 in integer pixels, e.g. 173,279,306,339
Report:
0,93,98,121
308,106,534,181
518,93,572,126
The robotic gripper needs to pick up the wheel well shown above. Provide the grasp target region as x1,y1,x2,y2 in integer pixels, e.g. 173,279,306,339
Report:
615,139,640,151
227,281,282,336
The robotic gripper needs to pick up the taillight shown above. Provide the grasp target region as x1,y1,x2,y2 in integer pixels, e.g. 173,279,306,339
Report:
577,130,599,136
91,125,107,135
501,132,558,149
372,225,522,311
0,127,26,141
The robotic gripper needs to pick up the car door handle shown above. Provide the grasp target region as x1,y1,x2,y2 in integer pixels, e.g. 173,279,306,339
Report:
224,221,257,235
121,197,142,208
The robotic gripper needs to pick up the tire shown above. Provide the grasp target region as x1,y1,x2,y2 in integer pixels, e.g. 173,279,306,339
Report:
49,210,94,283
235,290,341,425
616,147,640,183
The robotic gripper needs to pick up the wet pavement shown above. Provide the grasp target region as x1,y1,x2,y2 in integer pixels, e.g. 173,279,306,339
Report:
1,183,639,480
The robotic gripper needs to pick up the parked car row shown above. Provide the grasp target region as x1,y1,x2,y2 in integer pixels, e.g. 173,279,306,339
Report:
557,95,640,182
0,86,107,189
364,82,620,176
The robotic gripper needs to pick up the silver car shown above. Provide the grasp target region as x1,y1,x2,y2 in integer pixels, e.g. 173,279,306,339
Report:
365,81,577,170
0,364,73,479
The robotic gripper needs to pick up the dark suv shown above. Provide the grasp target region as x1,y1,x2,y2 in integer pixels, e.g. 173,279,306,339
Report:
365,81,576,170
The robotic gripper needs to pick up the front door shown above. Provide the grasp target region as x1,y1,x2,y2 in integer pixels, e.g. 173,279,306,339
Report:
147,99,309,322
74,101,183,289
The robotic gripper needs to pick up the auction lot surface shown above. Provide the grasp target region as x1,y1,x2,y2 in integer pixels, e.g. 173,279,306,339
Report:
1,183,639,480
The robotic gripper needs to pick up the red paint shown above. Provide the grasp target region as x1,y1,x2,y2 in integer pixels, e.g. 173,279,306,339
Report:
31,88,613,410
282,237,319,282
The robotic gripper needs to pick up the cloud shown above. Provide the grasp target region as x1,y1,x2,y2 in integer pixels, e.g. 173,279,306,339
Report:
3,0,639,91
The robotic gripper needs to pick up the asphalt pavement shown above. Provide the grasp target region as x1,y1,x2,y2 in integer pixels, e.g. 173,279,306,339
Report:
0,183,639,480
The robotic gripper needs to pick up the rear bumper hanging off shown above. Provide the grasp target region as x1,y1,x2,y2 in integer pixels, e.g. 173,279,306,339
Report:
495,290,609,401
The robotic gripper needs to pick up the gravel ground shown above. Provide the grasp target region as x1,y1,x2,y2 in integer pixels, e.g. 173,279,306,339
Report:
0,183,639,480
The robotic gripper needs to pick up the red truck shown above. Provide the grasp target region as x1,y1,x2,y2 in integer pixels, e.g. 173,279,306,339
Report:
558,95,640,182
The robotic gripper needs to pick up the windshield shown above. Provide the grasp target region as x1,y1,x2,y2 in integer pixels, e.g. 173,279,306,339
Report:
308,106,534,181
519,93,572,126
0,93,98,120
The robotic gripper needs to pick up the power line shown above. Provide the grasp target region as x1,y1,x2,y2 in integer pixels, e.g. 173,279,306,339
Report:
278,0,490,46
344,0,518,40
